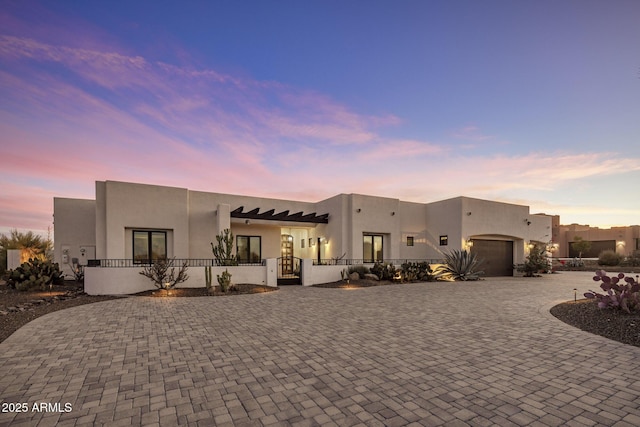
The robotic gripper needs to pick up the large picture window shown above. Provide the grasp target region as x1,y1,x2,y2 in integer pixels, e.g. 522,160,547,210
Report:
363,234,383,263
133,230,167,263
237,236,261,263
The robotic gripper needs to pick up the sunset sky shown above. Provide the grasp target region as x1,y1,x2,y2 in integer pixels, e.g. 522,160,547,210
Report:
1,0,639,237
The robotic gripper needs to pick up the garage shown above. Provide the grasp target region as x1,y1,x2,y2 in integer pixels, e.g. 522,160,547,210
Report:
471,239,514,277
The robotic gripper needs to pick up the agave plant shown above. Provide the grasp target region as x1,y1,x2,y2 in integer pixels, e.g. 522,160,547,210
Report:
436,250,484,281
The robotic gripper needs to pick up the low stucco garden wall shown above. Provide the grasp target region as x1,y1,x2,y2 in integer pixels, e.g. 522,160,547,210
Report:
85,261,276,295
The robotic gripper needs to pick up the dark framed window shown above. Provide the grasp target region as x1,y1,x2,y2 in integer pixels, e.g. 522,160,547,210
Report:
133,230,167,263
407,236,414,246
237,236,261,263
363,234,383,262
439,235,448,246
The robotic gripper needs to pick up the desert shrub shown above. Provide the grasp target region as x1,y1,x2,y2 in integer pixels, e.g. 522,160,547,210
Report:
348,265,369,277
585,270,640,313
6,258,64,291
621,250,640,267
516,245,550,277
598,250,622,266
435,250,484,281
370,262,397,281
401,262,442,282
139,258,189,290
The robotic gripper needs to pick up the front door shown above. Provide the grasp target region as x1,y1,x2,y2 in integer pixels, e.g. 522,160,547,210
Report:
281,234,294,274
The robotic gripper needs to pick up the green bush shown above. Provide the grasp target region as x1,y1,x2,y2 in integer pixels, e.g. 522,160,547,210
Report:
598,250,622,266
6,258,64,291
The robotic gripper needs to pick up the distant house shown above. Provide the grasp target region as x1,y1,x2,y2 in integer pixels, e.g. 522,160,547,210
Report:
54,180,553,293
551,219,640,258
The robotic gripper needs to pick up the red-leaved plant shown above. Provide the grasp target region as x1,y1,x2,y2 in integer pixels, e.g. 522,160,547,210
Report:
584,270,640,313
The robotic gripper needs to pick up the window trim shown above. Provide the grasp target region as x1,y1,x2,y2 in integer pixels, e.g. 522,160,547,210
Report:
132,230,167,264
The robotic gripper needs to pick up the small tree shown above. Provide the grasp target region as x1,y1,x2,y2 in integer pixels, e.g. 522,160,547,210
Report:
1,229,52,276
139,258,189,290
211,229,238,266
571,236,591,259
517,245,549,277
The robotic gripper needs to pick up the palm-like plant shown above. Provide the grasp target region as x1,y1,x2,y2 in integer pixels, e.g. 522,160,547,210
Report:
436,249,484,281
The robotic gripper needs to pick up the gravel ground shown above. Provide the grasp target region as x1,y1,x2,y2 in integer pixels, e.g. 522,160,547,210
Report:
0,282,121,344
550,299,640,347
2,280,639,348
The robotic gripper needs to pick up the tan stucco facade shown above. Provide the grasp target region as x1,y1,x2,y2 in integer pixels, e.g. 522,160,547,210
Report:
555,222,640,258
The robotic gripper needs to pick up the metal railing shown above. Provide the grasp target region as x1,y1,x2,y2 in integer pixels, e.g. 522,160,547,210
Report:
313,258,444,266
87,258,265,267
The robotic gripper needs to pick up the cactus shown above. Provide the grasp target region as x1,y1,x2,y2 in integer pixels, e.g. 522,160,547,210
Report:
205,265,212,290
584,270,640,313
6,258,64,291
217,269,233,293
210,229,238,266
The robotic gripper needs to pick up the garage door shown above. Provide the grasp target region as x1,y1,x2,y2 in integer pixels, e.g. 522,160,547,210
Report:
471,240,514,277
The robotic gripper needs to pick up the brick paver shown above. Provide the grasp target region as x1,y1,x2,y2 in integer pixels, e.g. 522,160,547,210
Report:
2,272,640,426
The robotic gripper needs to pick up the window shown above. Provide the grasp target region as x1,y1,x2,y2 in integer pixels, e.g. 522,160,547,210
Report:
439,235,448,246
407,236,414,246
363,234,383,262
133,230,167,263
237,236,261,263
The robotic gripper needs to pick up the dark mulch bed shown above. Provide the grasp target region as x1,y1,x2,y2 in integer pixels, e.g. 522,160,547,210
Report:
0,282,122,344
134,284,278,297
551,299,640,347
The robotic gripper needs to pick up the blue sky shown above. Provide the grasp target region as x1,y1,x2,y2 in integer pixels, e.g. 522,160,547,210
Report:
1,0,639,236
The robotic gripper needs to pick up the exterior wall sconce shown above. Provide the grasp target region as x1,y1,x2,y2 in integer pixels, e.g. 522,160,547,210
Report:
466,239,473,248
310,238,315,246
356,208,361,213
245,219,250,225
466,212,472,216
391,211,395,216
617,241,625,247
524,219,531,226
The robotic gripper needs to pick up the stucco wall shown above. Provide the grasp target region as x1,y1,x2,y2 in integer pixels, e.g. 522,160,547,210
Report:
398,201,429,260
99,181,190,259
53,197,96,277
85,264,274,295
424,197,463,259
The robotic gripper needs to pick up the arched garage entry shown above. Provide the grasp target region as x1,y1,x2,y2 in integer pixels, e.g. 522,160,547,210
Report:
470,239,514,277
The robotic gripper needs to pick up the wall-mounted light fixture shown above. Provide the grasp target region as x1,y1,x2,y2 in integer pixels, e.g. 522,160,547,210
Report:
391,211,395,216
524,219,531,226
617,241,626,247
245,219,250,225
466,212,472,216
356,208,361,213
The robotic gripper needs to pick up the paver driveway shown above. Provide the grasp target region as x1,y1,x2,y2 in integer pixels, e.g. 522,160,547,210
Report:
1,272,640,427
